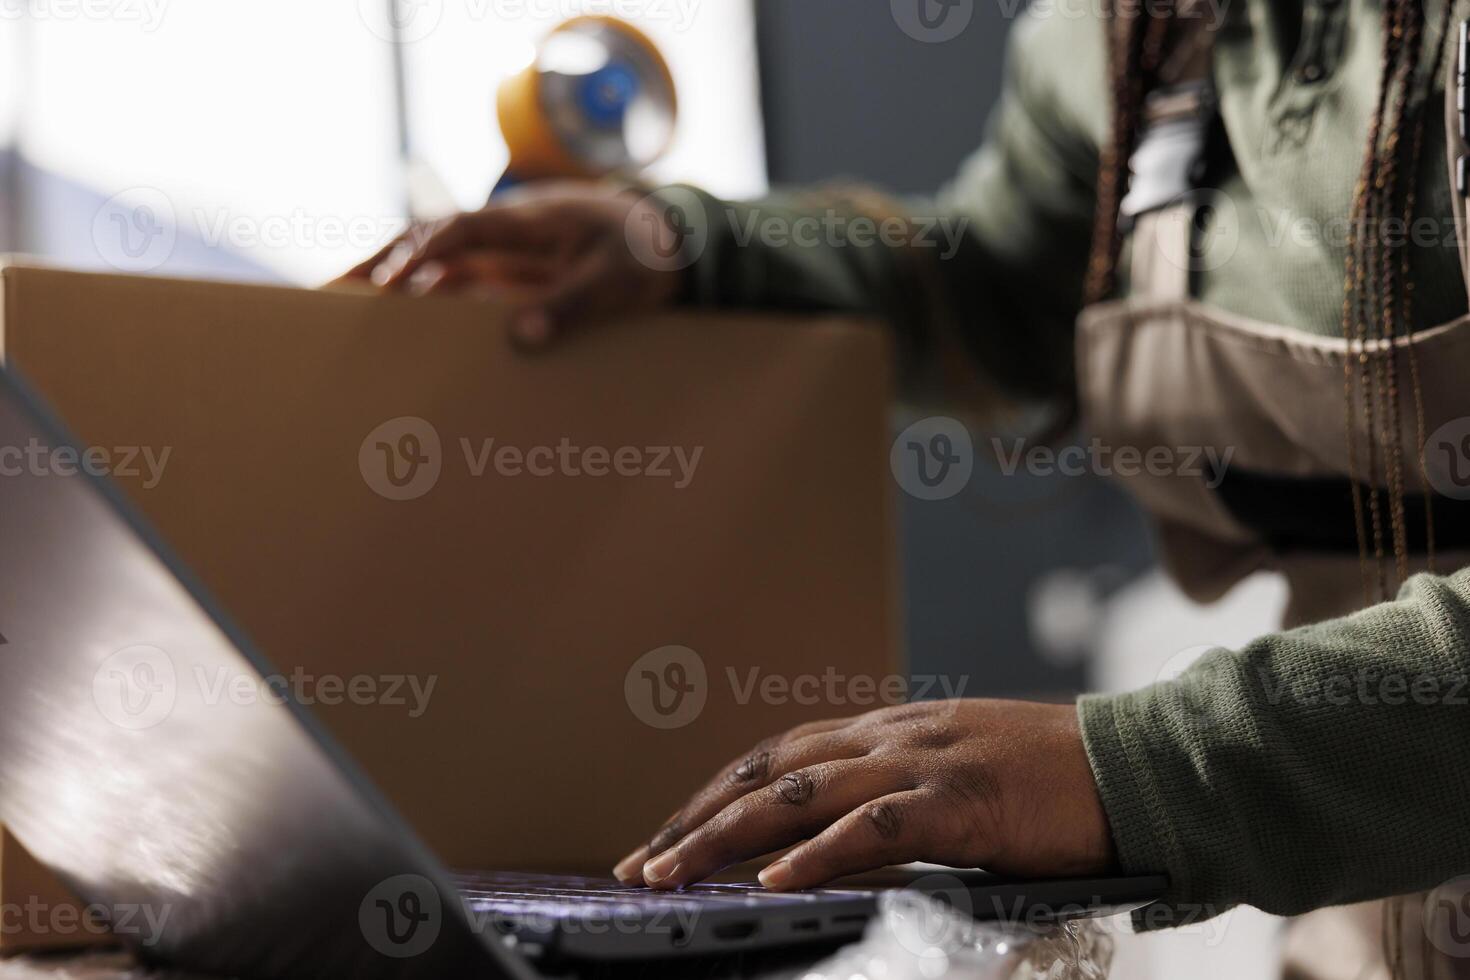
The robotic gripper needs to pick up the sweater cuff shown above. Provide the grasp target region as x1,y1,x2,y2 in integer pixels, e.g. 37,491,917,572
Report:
1077,692,1207,931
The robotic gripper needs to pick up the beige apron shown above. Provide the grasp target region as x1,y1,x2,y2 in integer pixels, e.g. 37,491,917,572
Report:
1075,67,1470,980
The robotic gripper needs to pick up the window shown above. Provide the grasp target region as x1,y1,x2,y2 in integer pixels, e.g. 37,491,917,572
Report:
3,0,765,283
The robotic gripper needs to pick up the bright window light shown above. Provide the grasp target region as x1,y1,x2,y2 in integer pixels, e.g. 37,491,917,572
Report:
10,0,766,284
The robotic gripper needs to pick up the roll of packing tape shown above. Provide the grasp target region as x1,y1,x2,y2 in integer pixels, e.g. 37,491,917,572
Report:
496,16,677,190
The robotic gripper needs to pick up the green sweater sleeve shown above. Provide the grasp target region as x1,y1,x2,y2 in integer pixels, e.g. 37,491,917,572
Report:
665,6,1109,407
1080,568,1470,927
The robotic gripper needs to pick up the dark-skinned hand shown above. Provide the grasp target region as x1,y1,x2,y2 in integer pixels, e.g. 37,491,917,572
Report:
612,699,1117,892
332,182,684,347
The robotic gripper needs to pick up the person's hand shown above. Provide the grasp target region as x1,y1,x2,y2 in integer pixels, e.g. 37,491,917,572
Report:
612,699,1116,891
334,182,686,348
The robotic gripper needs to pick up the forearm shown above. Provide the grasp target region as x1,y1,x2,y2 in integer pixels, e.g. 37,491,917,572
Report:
660,3,1104,411
664,181,1082,409
1080,567,1470,926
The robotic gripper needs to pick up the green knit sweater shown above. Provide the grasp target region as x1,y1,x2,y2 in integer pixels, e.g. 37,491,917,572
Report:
667,0,1470,924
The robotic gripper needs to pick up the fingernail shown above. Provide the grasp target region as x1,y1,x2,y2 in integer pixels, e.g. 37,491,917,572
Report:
406,264,442,296
371,245,412,287
758,860,793,890
613,847,649,884
513,311,553,346
642,850,681,885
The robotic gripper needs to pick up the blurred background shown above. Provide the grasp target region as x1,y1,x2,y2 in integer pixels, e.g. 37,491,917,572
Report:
0,2,1286,970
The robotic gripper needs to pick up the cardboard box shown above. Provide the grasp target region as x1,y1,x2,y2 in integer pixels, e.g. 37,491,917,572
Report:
0,262,899,950
0,830,92,952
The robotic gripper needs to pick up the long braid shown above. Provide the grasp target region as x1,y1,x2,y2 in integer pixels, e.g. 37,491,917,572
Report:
1344,0,1402,603
1085,0,1149,305
1344,1,1443,971
1086,1,1194,305
1329,1,1444,967
1378,0,1425,587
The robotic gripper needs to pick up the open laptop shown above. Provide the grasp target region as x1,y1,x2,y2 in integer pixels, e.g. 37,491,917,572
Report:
0,365,1165,978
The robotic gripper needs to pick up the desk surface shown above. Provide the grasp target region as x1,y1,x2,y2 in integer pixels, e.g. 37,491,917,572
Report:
0,949,827,979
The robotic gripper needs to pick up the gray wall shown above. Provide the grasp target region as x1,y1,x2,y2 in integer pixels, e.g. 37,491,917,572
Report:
756,0,1154,699
756,0,1013,194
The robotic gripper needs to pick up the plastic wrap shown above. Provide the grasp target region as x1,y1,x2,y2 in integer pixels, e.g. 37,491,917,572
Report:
798,888,1113,980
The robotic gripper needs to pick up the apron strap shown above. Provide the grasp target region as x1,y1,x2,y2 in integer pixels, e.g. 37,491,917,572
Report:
1446,18,1470,301
1130,203,1196,303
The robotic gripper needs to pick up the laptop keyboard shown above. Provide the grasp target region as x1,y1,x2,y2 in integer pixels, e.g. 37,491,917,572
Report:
453,871,874,922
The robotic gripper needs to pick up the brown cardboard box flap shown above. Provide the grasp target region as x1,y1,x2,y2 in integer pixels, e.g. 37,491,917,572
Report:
0,263,900,949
